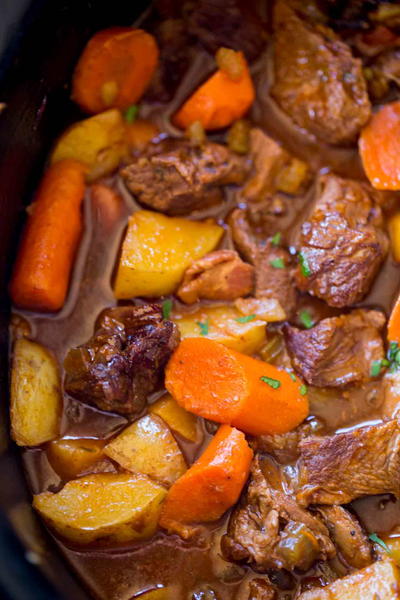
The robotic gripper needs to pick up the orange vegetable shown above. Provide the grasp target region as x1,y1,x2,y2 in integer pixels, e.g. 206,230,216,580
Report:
359,101,400,190
10,159,86,312
173,51,254,131
388,294,400,343
165,338,309,435
159,424,252,530
125,119,159,152
72,28,159,114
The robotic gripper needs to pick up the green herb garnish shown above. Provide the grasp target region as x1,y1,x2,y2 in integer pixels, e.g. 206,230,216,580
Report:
370,360,382,377
289,372,297,382
162,299,173,320
260,376,281,389
298,252,311,277
124,104,139,124
236,314,256,323
299,310,313,329
369,533,391,555
270,257,285,269
271,232,282,247
299,384,308,396
197,319,209,336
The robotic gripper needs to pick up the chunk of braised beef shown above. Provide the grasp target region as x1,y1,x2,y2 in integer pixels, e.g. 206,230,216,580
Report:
271,1,371,145
248,578,277,600
253,418,325,464
64,305,180,415
221,456,335,572
284,309,385,387
120,139,249,215
296,174,388,307
185,0,267,62
297,419,400,506
315,505,372,571
177,250,254,304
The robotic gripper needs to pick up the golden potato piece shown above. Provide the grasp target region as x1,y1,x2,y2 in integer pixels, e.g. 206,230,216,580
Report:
234,297,286,322
172,304,267,355
51,109,127,182
11,338,61,447
136,589,173,600
113,211,223,299
33,472,166,544
104,415,187,486
46,438,105,480
298,558,400,599
150,394,199,443
389,213,400,263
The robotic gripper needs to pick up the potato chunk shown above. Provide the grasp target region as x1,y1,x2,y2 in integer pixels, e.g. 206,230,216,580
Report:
46,438,105,480
33,472,166,544
51,109,127,181
11,339,61,447
172,304,266,355
298,558,400,599
150,394,199,443
113,211,223,299
104,415,187,486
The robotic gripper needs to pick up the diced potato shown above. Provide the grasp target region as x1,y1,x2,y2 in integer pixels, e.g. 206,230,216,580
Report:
33,472,166,544
389,213,400,262
382,534,400,565
275,157,310,195
298,558,400,599
125,119,159,153
46,438,105,480
104,415,187,486
172,304,267,355
51,109,127,182
135,588,174,600
234,297,286,322
150,394,199,443
114,211,223,299
11,339,61,447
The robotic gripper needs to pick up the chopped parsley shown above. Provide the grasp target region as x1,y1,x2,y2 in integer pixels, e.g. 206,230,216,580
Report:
299,384,308,396
236,314,256,323
260,376,281,389
369,533,391,555
298,252,311,277
197,319,209,336
270,257,285,269
370,360,382,377
124,104,139,124
161,298,173,320
299,310,313,329
271,232,282,247
289,372,297,382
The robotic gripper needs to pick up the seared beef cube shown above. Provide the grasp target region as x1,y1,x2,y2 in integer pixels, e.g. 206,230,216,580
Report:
315,505,372,571
247,578,276,600
254,419,325,464
221,456,335,572
271,1,371,145
177,250,254,304
120,140,249,215
297,419,400,505
285,309,385,387
296,174,388,307
186,0,267,62
229,209,297,318
64,305,180,415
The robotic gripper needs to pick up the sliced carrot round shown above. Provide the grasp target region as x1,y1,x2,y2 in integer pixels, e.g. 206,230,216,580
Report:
72,27,159,114
359,101,400,190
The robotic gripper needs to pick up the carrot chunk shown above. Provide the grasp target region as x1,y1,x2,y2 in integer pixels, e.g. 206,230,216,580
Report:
359,101,400,190
10,159,86,312
173,50,254,131
159,424,252,529
72,28,159,114
165,337,309,436
388,294,400,343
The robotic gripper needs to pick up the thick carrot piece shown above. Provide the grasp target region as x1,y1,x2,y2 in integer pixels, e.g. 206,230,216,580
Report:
173,51,255,131
10,159,86,312
72,28,158,114
388,294,400,344
359,101,400,190
159,424,252,530
165,338,309,435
